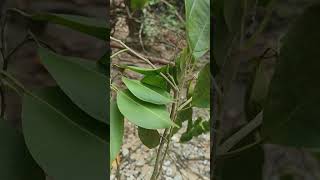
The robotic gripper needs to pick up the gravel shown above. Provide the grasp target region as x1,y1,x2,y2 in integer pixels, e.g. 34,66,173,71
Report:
111,119,210,180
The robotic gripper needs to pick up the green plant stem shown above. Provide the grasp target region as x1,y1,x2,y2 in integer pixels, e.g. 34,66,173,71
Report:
153,53,194,179
150,128,168,180
151,89,178,180
156,127,173,178
156,97,179,179
217,111,263,155
177,97,192,111
111,84,119,92
217,139,263,159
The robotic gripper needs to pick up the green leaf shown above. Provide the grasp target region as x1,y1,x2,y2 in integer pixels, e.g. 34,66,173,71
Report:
180,118,209,142
131,0,149,10
192,63,210,108
216,145,264,180
245,60,271,120
248,62,270,105
141,75,167,89
22,87,108,180
262,4,320,148
124,65,168,75
38,47,108,124
185,0,210,59
122,77,172,105
138,127,160,149
173,107,193,134
12,9,108,40
0,119,45,180
117,89,176,129
110,101,124,167
97,52,108,75
36,14,108,40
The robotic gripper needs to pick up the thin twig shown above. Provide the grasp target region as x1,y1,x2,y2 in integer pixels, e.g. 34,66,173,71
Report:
111,36,156,68
110,49,129,59
110,36,178,91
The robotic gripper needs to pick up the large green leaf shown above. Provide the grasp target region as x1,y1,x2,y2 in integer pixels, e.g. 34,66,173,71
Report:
110,101,124,166
11,9,108,40
138,127,160,149
22,87,108,180
185,0,210,59
0,119,45,180
262,4,320,148
117,89,176,129
122,77,172,105
38,47,108,124
192,63,210,108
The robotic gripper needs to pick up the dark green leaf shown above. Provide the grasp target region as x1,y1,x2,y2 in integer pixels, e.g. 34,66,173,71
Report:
0,119,45,180
245,60,271,120
172,107,193,135
138,127,160,149
262,4,320,148
22,87,108,180
180,118,209,143
12,9,108,40
11,9,108,40
110,101,124,166
122,77,172,105
97,52,108,75
141,75,167,89
185,0,210,58
131,0,149,10
117,89,177,129
38,47,108,124
192,63,210,108
124,65,168,75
